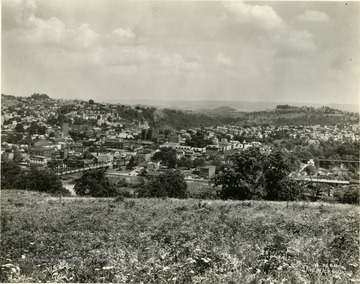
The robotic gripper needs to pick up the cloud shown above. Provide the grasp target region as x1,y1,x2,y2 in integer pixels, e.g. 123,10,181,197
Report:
221,2,317,55
223,1,283,30
3,0,99,50
26,15,67,44
215,53,233,66
102,46,152,67
277,30,317,54
157,53,202,71
75,23,99,48
296,10,329,22
112,28,136,39
106,27,149,46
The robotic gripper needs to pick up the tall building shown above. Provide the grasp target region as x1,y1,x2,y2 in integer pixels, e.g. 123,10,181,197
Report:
168,134,181,143
141,128,153,141
61,123,69,137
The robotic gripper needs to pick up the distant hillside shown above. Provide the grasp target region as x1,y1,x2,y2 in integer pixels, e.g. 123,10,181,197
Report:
2,94,358,130
212,106,237,113
241,105,359,126
106,99,359,113
198,106,238,115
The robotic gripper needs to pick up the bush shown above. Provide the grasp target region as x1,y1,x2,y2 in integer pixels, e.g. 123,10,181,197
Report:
74,169,116,197
137,170,188,198
213,148,301,201
334,186,359,204
1,162,69,195
1,161,25,189
115,188,133,198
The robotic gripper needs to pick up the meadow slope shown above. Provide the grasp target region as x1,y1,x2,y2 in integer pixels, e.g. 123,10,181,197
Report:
1,190,359,283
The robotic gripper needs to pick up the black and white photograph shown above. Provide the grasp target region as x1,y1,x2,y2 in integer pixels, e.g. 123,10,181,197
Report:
1,0,359,283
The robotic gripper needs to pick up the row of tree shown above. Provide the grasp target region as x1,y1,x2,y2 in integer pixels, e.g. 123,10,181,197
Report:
73,148,301,201
1,160,69,195
72,168,188,199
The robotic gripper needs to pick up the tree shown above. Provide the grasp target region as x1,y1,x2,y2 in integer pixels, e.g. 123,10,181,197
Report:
334,186,359,204
185,130,213,148
89,99,95,105
126,156,136,170
26,167,68,195
193,157,206,168
137,170,188,198
213,148,300,201
264,150,300,201
15,123,24,133
213,147,266,200
4,133,24,144
304,165,316,176
1,160,24,189
28,122,46,135
74,169,116,197
47,116,58,126
37,125,47,135
177,156,193,169
209,154,223,169
1,162,69,195
31,93,50,100
152,147,177,168
213,170,256,200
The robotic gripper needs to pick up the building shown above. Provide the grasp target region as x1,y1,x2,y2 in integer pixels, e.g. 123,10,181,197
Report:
29,155,49,168
30,147,55,158
141,128,153,141
97,153,114,164
104,138,123,149
205,145,221,155
72,143,86,154
61,123,69,137
168,134,181,143
198,165,216,179
136,151,152,164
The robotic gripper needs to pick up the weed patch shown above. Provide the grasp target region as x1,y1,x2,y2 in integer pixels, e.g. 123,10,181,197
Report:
1,190,359,283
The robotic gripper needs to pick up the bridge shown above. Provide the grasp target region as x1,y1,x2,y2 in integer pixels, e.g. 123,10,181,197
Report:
301,159,359,165
49,162,357,185
50,163,113,176
293,177,350,185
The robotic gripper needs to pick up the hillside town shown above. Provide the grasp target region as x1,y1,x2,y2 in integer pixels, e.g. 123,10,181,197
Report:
2,94,359,184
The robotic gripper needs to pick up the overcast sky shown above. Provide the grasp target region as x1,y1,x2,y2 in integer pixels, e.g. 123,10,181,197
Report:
2,1,359,105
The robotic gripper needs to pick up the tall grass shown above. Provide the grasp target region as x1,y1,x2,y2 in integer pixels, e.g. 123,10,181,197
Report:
1,190,359,283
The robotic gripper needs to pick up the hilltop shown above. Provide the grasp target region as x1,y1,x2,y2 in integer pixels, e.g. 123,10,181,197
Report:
105,99,359,113
2,94,358,130
241,105,359,126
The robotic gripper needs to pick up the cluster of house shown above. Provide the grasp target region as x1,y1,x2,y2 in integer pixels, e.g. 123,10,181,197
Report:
205,124,360,143
292,159,352,181
1,95,358,182
2,116,273,180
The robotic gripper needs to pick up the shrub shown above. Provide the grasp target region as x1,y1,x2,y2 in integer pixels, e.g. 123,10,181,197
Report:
334,186,359,204
137,170,188,198
74,169,116,197
213,148,300,201
1,162,69,195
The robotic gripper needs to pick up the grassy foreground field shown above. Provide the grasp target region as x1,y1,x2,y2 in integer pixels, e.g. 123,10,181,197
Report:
1,190,359,283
